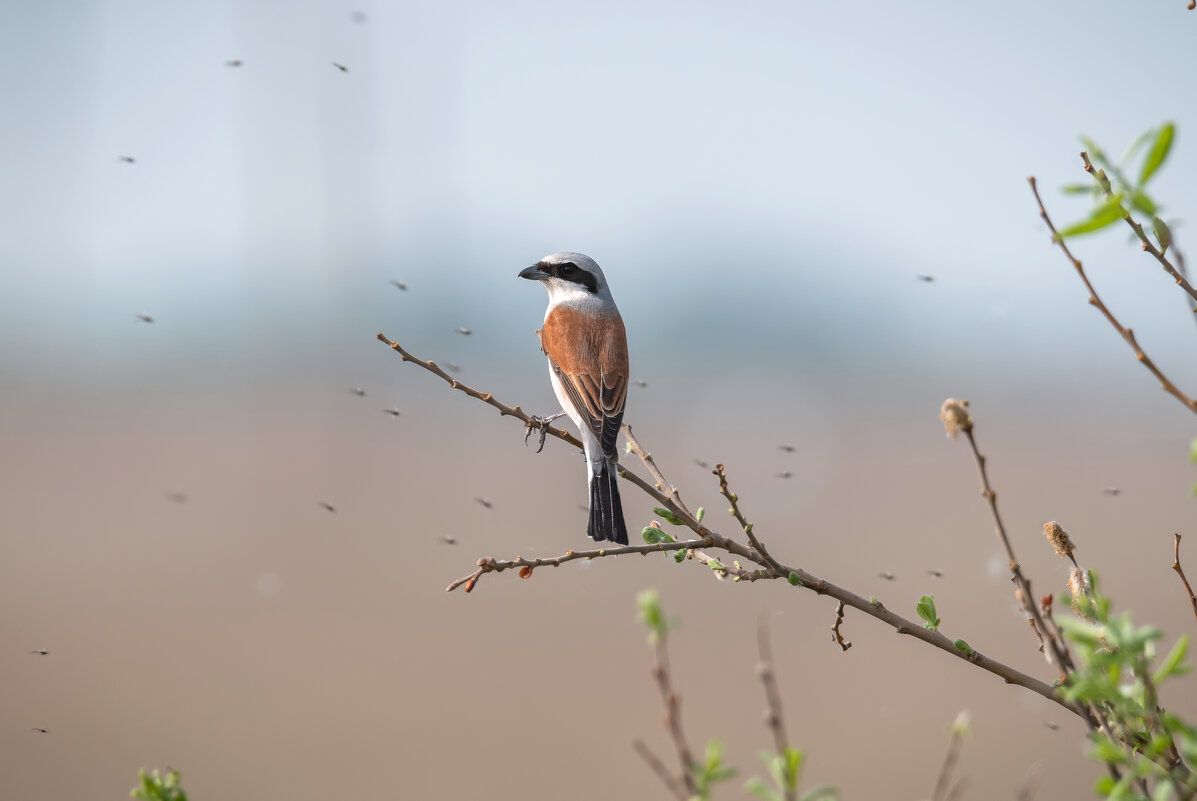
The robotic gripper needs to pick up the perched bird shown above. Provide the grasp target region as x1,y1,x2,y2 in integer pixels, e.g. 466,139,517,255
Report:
224,59,242,67
117,155,136,164
135,313,154,323
332,61,349,72
30,649,49,656
455,328,472,335
349,386,366,397
520,252,629,545
474,497,493,509
318,501,336,513
383,406,401,417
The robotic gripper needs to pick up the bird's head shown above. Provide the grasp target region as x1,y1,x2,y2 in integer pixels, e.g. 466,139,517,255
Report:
518,252,612,305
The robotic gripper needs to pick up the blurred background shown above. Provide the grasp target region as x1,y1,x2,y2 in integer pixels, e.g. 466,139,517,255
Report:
2,1,1196,799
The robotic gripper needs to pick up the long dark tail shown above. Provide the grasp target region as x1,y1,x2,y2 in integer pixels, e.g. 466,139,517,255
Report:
587,461,628,545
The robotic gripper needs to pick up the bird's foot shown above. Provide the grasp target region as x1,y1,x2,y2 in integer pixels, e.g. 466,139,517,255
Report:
524,412,566,453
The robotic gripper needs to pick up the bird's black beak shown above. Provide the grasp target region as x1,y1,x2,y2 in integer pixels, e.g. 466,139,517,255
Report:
519,264,550,281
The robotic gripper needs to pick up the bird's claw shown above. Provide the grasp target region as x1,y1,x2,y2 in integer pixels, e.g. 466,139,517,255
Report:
525,413,564,453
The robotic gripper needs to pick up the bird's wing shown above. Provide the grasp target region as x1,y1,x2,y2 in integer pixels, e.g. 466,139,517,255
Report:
541,308,628,462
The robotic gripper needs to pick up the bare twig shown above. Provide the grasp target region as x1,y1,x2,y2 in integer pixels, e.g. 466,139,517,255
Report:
961,426,1072,676
633,739,688,801
624,424,693,516
378,335,1086,719
713,463,787,577
1080,152,1197,309
1027,179,1197,415
651,628,698,797
931,718,967,801
830,601,852,652
756,619,795,801
445,538,712,592
1172,533,1197,622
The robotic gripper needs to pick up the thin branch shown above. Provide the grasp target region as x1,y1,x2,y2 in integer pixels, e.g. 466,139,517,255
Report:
633,739,688,801
1027,179,1197,415
1080,151,1197,309
445,538,712,592
1173,533,1197,622
651,628,698,798
830,601,852,652
961,427,1072,677
757,619,795,801
713,463,788,577
624,424,693,517
378,336,1087,719
931,723,966,801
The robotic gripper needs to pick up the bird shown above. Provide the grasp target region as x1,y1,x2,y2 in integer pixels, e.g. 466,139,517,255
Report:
30,649,49,655
389,279,408,291
224,59,242,67
455,328,472,335
135,313,154,323
520,252,629,545
383,406,401,417
318,501,336,513
117,155,136,164
332,61,349,72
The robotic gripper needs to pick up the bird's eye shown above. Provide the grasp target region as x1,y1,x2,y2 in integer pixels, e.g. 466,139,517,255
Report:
560,263,577,275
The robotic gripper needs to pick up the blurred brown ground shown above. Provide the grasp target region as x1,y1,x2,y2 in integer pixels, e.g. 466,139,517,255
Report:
2,357,1194,801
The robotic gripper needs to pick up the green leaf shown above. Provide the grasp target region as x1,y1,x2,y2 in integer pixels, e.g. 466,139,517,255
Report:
641,527,664,544
1059,195,1126,238
1153,636,1190,684
953,639,974,656
1131,191,1158,216
787,571,801,586
708,558,726,571
799,787,840,801
783,746,804,793
916,595,940,631
1138,122,1175,186
652,507,685,526
1153,217,1173,253
1061,183,1096,195
745,777,783,801
696,506,705,521
673,550,686,563
637,588,668,642
1189,437,1197,464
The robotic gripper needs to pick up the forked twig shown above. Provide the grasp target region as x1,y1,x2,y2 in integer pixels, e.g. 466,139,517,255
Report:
1027,179,1197,415
830,602,852,652
1172,533,1197,622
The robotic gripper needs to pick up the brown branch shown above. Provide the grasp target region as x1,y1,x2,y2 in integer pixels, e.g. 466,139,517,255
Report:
1172,533,1197,622
713,463,787,577
756,619,795,801
633,739,688,801
650,628,698,798
961,426,1072,677
1080,152,1197,309
623,424,693,517
830,601,852,652
931,717,967,801
445,538,713,592
377,336,1087,720
1027,179,1197,415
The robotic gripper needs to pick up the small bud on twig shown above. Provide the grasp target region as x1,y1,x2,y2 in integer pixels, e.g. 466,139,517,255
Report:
1043,521,1077,560
940,398,973,439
